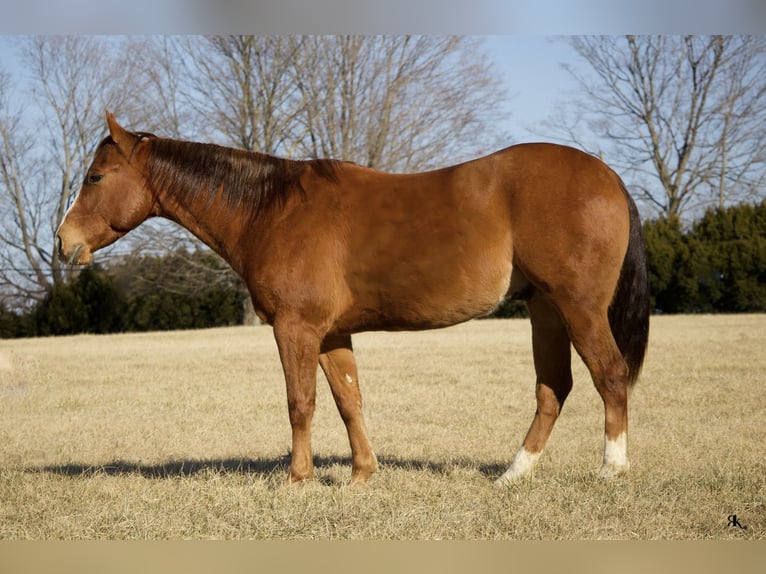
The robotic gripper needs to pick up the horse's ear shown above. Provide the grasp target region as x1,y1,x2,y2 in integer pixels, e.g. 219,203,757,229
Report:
105,111,136,151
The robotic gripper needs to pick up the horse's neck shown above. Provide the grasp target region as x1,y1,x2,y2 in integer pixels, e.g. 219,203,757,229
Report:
157,189,246,276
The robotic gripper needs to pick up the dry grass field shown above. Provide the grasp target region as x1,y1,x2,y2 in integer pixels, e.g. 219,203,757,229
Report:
0,315,764,539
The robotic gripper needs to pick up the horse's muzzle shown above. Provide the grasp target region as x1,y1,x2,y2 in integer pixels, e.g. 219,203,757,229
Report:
56,233,86,266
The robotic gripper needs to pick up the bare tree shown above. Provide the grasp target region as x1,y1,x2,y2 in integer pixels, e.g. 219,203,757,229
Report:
553,35,766,218
129,36,192,139
0,36,148,307
160,35,305,153
0,68,49,304
152,35,508,169
294,35,507,171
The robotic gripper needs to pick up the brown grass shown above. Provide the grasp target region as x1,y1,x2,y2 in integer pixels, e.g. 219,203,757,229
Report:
0,315,764,539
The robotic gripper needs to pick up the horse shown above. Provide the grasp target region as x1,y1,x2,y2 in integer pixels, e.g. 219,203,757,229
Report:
56,112,649,485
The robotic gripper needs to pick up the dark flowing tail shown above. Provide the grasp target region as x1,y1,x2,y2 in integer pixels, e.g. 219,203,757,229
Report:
608,182,650,386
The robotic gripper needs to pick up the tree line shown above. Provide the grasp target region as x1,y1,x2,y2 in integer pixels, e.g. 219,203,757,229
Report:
0,248,245,337
643,200,766,314
1,199,763,338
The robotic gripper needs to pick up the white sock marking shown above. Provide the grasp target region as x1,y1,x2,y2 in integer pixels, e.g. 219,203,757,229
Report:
495,446,541,485
600,432,629,477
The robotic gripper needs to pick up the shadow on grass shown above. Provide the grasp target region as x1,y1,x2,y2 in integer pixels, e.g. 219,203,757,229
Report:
36,456,292,479
32,455,506,481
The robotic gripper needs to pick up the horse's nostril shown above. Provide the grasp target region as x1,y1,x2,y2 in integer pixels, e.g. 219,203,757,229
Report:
56,234,67,259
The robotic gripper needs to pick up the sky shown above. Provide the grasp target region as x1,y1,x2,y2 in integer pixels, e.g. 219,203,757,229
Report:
484,36,580,139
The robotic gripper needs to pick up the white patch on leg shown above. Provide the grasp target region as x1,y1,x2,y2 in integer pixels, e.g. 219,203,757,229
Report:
344,373,354,384
495,446,541,486
599,432,629,478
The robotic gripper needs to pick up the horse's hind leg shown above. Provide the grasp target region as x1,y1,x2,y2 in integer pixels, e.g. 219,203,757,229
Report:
319,334,378,484
497,292,573,485
557,301,631,478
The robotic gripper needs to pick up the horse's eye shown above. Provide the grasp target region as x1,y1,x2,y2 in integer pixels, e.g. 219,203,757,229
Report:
86,174,104,185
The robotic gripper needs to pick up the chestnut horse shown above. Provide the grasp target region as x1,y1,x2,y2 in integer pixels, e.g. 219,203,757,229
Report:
57,113,649,485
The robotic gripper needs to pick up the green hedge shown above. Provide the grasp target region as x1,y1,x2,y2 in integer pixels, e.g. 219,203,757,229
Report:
644,201,766,313
1,250,245,338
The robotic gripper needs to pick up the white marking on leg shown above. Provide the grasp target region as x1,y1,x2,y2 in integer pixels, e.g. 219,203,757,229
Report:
599,432,629,478
344,373,354,384
495,446,541,486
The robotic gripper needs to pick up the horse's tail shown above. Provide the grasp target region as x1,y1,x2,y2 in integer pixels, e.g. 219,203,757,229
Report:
608,181,650,387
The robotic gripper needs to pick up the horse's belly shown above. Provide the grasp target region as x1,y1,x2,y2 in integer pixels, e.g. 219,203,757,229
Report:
338,257,514,332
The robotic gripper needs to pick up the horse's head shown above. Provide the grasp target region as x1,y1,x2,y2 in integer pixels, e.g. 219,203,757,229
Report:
56,112,156,265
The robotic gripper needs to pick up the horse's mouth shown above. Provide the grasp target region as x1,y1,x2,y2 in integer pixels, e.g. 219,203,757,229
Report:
66,243,84,266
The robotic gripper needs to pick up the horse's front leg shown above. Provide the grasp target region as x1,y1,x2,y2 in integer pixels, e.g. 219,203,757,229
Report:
273,313,323,483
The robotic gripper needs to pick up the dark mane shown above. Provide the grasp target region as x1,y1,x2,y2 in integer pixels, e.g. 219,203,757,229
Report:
144,137,341,218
